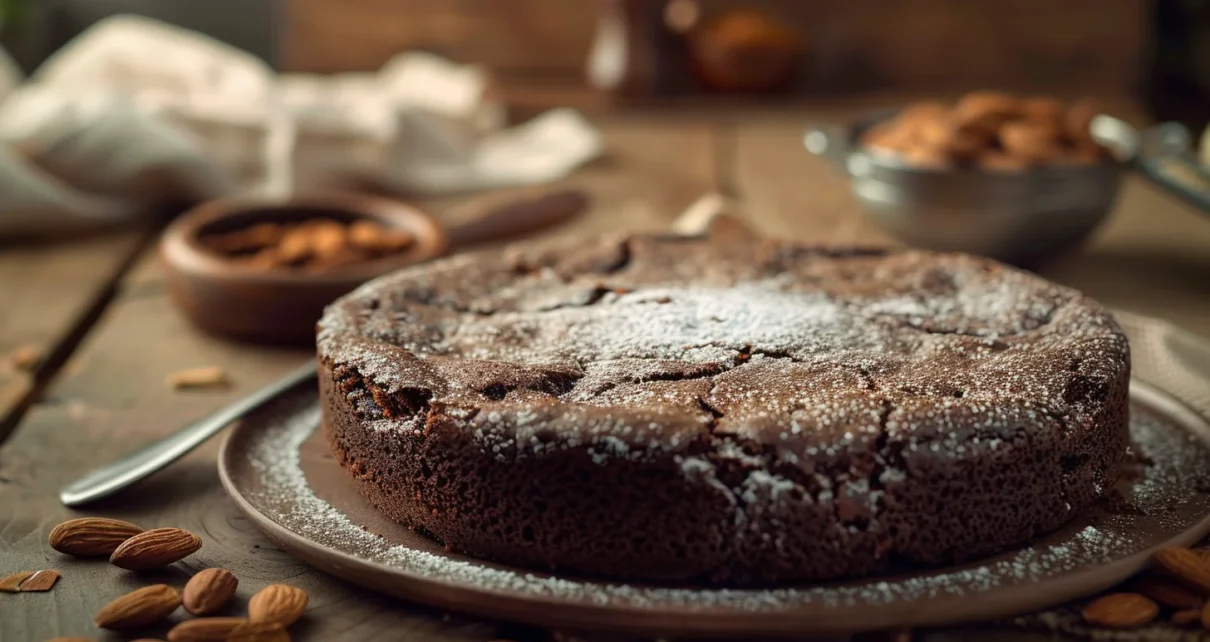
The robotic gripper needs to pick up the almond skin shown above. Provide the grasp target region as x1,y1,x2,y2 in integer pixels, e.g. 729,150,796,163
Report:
110,527,202,570
167,616,249,642
1173,608,1201,625
248,584,308,627
1081,592,1159,628
1133,576,1203,609
0,571,32,592
49,517,143,556
183,567,238,615
230,620,290,642
94,584,182,630
1154,547,1210,593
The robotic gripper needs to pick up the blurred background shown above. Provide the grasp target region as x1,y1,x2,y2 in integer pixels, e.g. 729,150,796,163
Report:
4,0,1196,121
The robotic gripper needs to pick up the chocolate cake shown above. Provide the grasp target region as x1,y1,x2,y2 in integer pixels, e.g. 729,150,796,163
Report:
317,233,1130,585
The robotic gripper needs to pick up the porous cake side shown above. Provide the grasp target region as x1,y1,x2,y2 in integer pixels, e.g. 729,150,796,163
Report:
317,234,1130,585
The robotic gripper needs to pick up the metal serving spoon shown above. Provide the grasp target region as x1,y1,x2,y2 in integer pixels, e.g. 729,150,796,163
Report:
59,361,318,507
57,193,744,508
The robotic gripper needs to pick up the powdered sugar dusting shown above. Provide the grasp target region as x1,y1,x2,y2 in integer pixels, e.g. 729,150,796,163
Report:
241,389,1210,617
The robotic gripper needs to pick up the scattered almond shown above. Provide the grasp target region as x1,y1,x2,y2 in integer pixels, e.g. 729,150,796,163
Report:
49,517,143,556
183,568,238,615
230,620,290,642
94,584,182,630
9,344,42,370
1081,592,1159,628
1133,576,1203,609
166,616,249,642
248,584,308,627
110,527,202,571
18,569,60,592
168,366,229,390
1154,547,1210,593
0,571,33,592
1172,608,1201,626
1202,599,1210,630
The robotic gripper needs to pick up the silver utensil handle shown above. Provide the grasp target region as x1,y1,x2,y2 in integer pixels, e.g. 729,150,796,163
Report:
59,361,318,507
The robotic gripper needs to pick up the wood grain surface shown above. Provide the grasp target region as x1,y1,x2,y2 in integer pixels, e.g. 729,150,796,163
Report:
0,231,148,438
1,104,1208,642
0,117,716,642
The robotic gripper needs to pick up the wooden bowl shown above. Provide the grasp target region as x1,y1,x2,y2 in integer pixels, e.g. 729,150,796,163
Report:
160,194,448,345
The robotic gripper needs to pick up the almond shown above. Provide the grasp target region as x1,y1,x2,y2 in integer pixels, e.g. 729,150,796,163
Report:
0,571,32,592
168,366,229,390
167,616,248,642
18,569,61,592
1202,599,1210,630
49,517,143,556
230,620,290,642
1134,576,1203,609
94,584,182,630
183,567,238,615
248,584,308,627
1173,608,1201,626
110,527,202,570
1154,547,1210,593
1081,592,1159,628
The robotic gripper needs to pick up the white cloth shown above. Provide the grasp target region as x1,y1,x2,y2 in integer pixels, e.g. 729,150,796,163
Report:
0,14,602,238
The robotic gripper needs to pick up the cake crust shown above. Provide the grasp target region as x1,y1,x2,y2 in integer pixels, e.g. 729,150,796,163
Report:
317,234,1130,585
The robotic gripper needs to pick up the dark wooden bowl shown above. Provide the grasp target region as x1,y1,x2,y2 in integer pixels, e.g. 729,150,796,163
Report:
160,194,448,345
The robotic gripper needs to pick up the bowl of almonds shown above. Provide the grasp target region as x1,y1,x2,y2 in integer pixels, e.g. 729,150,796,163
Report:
161,189,588,344
160,193,448,344
803,91,1147,265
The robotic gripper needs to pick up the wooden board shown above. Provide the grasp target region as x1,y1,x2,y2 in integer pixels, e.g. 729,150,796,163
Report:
1044,176,1210,339
731,113,891,245
0,117,716,642
0,231,147,437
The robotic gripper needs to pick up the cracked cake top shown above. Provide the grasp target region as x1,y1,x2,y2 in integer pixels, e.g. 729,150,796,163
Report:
317,233,1129,466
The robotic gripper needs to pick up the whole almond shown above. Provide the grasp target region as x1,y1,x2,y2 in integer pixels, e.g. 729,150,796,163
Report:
230,620,290,642
110,527,202,570
1134,577,1203,609
183,568,238,615
167,617,248,642
1081,592,1159,628
1202,599,1210,630
248,584,308,627
94,584,182,630
1154,547,1210,593
1173,608,1201,626
49,517,143,556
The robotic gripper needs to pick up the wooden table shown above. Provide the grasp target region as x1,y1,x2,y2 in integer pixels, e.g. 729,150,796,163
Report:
3,102,1210,642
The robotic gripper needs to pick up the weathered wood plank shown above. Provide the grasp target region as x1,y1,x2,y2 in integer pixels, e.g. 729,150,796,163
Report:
1044,176,1210,339
0,116,716,641
732,114,892,245
0,231,147,436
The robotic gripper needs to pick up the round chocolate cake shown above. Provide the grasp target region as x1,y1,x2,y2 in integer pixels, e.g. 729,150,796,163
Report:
317,233,1130,585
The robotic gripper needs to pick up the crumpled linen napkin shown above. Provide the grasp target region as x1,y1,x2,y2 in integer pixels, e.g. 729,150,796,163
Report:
0,14,603,239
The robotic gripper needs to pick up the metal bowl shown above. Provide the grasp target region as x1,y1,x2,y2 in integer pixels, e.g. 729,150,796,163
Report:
803,110,1151,265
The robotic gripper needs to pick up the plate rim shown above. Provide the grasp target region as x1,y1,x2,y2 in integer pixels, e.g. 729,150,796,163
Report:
218,378,1210,637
